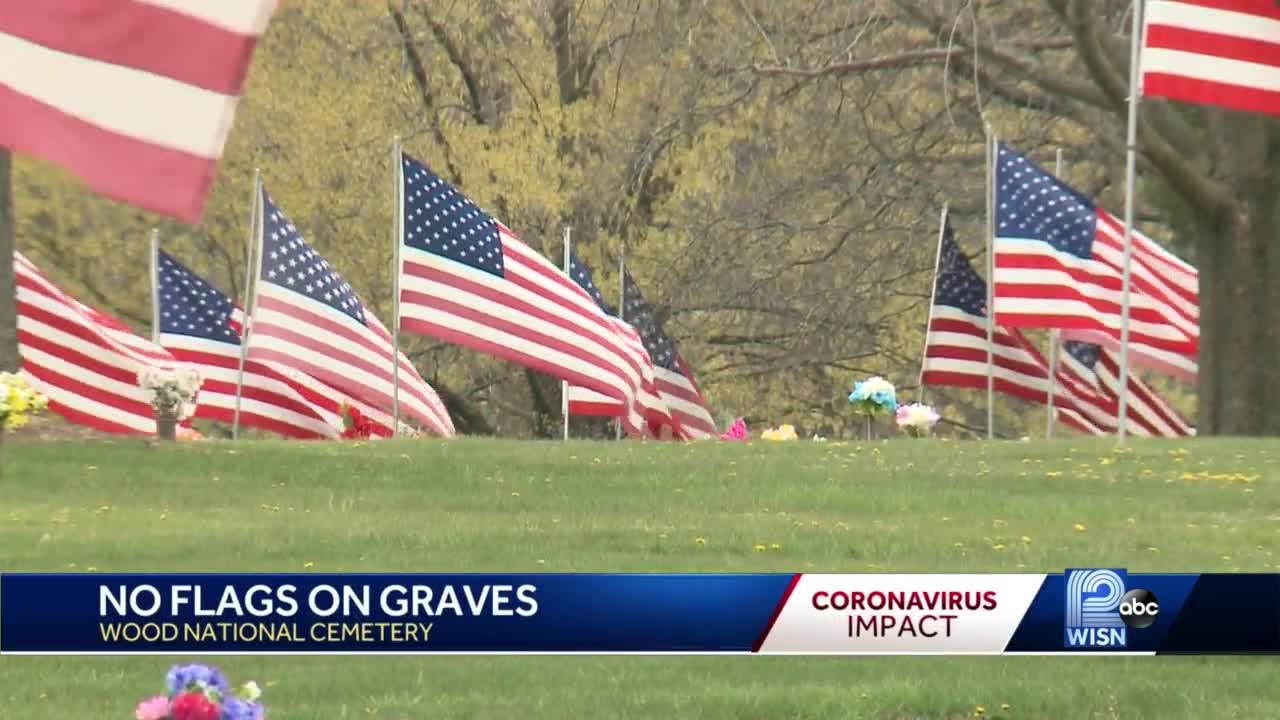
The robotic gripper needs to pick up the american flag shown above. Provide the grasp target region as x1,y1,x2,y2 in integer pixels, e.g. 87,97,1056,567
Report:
1058,340,1195,437
155,249,396,439
15,252,180,434
563,253,708,438
243,188,454,438
394,153,653,434
1144,1,1280,116
0,1,278,222
619,270,717,439
920,218,1107,435
992,143,1199,381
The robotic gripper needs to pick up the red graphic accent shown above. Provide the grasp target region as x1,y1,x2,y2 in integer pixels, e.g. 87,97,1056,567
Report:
752,574,802,652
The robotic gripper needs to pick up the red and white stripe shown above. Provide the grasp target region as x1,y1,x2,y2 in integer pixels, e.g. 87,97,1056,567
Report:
399,224,660,436
230,310,398,437
921,305,1109,435
1144,0,1280,117
565,316,714,440
245,285,454,438
1057,345,1195,438
1062,211,1199,381
15,252,180,434
994,235,1197,359
567,354,717,440
0,0,278,222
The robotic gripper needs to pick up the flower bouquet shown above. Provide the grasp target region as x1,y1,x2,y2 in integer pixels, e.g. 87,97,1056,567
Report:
761,423,798,441
138,368,202,441
848,376,897,440
896,402,940,438
135,664,264,720
340,402,377,440
0,372,48,436
719,417,749,442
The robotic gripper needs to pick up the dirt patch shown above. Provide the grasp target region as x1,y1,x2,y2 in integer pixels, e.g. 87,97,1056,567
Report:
8,415,124,444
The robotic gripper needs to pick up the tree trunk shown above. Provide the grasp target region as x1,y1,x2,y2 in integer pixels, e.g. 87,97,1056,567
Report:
0,149,17,372
1195,202,1280,436
1195,115,1280,436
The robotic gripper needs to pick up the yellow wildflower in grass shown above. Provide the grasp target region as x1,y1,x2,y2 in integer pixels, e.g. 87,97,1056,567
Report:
0,372,48,430
1021,535,1032,544
770,543,781,551
1073,523,1087,533
695,537,706,545
1000,703,1012,711
974,706,986,717
991,544,1006,552
754,544,766,552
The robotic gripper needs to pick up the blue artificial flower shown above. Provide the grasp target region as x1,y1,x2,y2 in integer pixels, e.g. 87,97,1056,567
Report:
221,697,260,720
166,664,230,699
849,376,897,415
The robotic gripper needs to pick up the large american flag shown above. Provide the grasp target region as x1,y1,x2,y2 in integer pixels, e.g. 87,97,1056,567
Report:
156,249,397,439
243,188,454,438
992,143,1199,382
15,252,180,434
395,153,652,434
920,218,1107,435
0,1,278,222
1144,0,1280,116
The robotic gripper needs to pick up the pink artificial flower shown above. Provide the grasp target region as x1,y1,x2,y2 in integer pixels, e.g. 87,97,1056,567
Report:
719,417,749,441
136,695,170,720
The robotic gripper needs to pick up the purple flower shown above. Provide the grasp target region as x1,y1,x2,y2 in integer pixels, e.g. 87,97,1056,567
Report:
166,664,230,698
220,697,260,720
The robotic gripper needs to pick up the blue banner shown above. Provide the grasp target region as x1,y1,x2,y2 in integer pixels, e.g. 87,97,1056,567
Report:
0,573,795,653
2,572,1278,654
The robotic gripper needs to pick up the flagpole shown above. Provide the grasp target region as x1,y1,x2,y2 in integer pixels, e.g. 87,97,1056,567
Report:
1118,0,1144,443
233,170,262,441
1046,148,1064,439
561,226,571,442
148,228,160,343
985,125,995,440
391,135,403,436
616,245,625,441
918,203,949,404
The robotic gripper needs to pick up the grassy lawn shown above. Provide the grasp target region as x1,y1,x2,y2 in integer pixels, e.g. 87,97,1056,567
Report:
0,436,1277,719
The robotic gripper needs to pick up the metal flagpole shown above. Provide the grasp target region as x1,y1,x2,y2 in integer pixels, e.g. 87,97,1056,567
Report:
1046,148,1064,439
1117,0,1145,443
918,203,949,405
616,245,625,441
391,136,403,436
562,226,571,442
233,170,262,441
985,125,996,440
148,228,160,343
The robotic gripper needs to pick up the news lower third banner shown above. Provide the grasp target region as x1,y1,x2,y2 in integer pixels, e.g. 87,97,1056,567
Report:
1,572,1278,655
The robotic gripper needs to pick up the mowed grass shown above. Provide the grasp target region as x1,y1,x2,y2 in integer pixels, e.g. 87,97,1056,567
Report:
1,436,1278,719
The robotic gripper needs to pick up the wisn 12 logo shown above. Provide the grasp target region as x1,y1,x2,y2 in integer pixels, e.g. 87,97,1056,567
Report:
1064,569,1160,648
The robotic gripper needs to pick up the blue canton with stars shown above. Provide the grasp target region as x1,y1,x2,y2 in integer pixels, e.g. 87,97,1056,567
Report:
401,153,504,277
933,220,988,317
260,189,367,326
622,270,677,370
1063,340,1101,370
157,249,238,344
568,252,616,316
996,143,1098,259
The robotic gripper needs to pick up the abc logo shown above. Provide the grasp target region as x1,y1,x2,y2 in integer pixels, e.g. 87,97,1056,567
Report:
1118,588,1160,629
